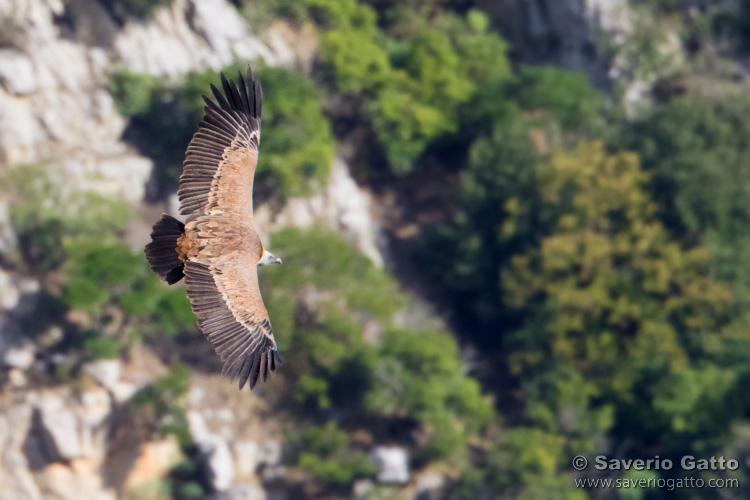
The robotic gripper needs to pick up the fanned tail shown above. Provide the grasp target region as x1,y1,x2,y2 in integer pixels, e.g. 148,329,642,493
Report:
145,214,186,285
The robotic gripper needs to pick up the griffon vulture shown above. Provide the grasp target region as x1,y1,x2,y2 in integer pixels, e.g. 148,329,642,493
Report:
145,65,282,391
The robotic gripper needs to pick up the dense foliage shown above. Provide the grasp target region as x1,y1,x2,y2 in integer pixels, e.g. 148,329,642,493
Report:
620,95,750,307
304,0,512,174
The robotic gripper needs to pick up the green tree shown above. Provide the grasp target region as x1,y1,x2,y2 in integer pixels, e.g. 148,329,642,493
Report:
307,0,511,173
622,94,750,307
500,142,745,494
366,328,493,459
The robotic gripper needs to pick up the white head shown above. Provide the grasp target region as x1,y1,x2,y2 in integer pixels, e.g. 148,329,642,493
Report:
258,248,282,267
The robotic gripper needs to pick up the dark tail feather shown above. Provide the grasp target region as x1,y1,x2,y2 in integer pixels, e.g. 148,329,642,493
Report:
145,214,186,285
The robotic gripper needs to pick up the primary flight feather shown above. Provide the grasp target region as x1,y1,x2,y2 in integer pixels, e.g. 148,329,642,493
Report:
145,65,283,391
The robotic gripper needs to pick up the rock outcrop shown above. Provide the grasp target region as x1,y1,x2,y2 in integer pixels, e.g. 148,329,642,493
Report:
0,269,40,371
255,158,386,267
480,0,631,85
0,387,117,500
371,445,409,484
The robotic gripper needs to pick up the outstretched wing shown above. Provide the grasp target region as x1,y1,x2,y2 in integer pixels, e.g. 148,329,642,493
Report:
185,248,282,390
178,66,263,223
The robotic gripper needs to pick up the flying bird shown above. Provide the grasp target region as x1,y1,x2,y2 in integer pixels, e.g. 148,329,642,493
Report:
145,65,282,391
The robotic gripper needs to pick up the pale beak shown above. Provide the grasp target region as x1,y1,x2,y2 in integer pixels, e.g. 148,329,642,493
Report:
275,257,283,265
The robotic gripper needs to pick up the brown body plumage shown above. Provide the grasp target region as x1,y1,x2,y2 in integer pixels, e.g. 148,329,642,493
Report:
145,66,282,391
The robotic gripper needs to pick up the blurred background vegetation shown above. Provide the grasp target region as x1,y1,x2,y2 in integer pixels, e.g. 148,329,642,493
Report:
6,0,750,498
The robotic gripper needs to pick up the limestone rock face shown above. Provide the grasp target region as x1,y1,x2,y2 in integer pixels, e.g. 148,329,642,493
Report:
113,0,277,78
219,483,268,500
481,0,631,83
35,459,117,500
233,440,260,477
0,50,37,95
83,360,123,392
256,158,386,267
120,436,182,494
0,388,118,500
187,409,235,491
30,389,111,462
414,471,446,499
0,0,144,202
0,269,40,370
0,0,290,207
0,399,42,500
371,445,409,484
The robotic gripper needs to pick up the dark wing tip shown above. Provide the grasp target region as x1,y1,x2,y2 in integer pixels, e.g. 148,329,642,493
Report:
202,94,219,110
202,65,262,121
236,347,281,391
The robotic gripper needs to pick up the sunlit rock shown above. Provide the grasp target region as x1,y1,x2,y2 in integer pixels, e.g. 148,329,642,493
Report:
35,458,117,500
233,441,260,477
121,435,182,494
414,472,446,499
371,446,409,484
220,483,267,500
187,410,235,491
84,359,123,392
260,157,386,267
0,50,36,95
36,393,82,460
113,0,276,78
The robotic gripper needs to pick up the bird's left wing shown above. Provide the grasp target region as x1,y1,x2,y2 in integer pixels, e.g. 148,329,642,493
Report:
178,66,262,223
184,248,281,390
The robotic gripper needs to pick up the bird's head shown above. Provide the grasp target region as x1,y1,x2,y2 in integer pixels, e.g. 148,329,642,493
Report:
258,249,282,267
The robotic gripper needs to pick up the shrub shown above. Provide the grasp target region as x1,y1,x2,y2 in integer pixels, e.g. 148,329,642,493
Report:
4,164,132,272
82,330,121,360
108,69,160,117
365,328,493,459
417,124,542,347
61,240,196,343
237,0,311,28
512,66,606,133
293,421,376,485
308,0,512,174
252,67,335,195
